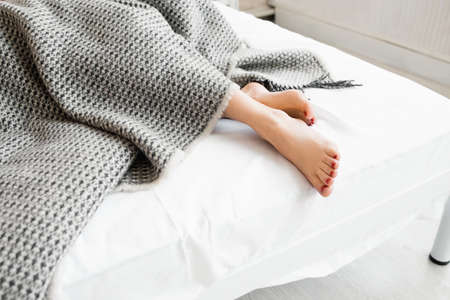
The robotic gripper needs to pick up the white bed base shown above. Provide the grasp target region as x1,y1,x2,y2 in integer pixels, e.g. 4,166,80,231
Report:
195,173,450,300
430,196,450,265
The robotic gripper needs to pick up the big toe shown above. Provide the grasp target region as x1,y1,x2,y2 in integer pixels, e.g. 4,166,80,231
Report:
321,185,333,197
296,92,315,125
309,174,332,197
283,90,315,125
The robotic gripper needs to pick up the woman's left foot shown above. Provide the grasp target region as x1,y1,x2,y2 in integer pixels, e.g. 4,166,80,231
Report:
241,82,316,126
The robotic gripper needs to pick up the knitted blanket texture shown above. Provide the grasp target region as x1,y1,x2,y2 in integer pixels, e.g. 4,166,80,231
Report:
0,0,355,298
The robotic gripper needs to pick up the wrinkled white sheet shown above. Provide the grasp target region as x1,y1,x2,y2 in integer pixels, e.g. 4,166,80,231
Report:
50,3,450,300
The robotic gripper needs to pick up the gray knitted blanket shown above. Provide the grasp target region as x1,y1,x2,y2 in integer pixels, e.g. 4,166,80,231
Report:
0,0,356,298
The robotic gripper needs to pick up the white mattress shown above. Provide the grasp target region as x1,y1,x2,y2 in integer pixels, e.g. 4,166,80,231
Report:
51,4,450,300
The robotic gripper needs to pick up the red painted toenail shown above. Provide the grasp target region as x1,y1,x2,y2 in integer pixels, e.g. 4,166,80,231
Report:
326,178,331,185
330,171,335,177
333,155,338,159
332,162,336,168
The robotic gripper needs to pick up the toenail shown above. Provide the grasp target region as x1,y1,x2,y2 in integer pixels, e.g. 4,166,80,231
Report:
333,154,338,159
331,162,336,168
330,171,335,177
326,178,331,185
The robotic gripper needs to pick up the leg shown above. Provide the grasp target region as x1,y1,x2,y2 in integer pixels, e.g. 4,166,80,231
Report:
223,89,340,197
430,196,450,265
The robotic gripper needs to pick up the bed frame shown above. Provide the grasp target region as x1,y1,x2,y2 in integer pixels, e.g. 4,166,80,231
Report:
195,176,450,300
430,196,450,265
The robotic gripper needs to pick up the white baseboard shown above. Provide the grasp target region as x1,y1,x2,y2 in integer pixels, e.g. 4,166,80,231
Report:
275,7,450,90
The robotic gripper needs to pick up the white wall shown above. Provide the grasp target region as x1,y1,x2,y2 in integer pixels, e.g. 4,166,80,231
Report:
275,0,450,91
277,0,450,62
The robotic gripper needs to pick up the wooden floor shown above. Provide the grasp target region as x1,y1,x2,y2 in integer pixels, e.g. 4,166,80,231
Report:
239,198,450,300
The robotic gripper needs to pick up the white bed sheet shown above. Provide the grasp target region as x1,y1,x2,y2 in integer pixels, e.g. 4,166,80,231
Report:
51,4,450,300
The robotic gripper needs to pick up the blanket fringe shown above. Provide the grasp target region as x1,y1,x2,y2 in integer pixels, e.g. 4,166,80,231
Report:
303,74,362,90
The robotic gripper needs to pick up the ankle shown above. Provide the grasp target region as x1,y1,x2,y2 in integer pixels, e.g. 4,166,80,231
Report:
251,107,289,142
223,88,289,141
241,82,266,99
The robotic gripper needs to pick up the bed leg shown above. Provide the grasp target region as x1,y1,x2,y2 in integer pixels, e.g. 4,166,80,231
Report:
429,196,450,266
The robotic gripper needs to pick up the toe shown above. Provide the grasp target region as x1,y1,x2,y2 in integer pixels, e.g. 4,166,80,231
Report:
323,155,339,169
324,146,340,160
320,162,337,177
320,185,333,197
329,169,337,178
287,90,315,124
323,142,341,160
310,174,333,197
317,169,334,186
299,95,315,125
309,174,325,193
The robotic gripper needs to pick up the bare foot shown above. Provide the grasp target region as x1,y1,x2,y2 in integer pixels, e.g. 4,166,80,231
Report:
241,82,316,126
256,110,340,197
223,88,339,197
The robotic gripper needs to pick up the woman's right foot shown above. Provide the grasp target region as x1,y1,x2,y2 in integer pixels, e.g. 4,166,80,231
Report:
255,109,340,197
241,82,316,126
